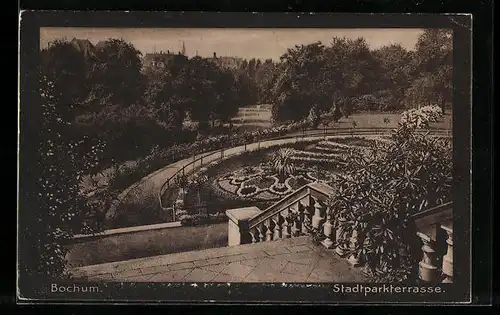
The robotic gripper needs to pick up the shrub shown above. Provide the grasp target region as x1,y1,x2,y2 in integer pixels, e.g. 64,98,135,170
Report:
179,212,227,226
400,105,443,129
327,120,452,282
21,76,108,282
331,104,342,122
307,105,321,129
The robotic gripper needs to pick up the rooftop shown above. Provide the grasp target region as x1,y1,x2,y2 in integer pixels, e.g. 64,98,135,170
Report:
71,236,367,283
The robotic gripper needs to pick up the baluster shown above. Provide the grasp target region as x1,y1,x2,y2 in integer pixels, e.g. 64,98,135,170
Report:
282,215,291,239
265,219,274,241
441,225,453,283
296,202,306,235
417,232,439,283
287,205,298,237
301,202,311,233
335,216,347,256
273,215,283,239
321,207,334,249
311,198,326,231
347,229,361,266
308,195,315,207
250,229,258,244
292,217,302,237
257,225,265,242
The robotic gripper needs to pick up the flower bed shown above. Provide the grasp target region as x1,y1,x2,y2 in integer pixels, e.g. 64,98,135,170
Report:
165,138,369,220
212,163,336,202
236,185,261,198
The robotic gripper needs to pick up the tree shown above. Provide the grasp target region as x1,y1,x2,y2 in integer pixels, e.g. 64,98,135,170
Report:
271,42,327,122
20,75,107,283
86,39,145,111
321,37,377,112
372,44,415,110
412,29,453,113
183,57,218,127
143,62,190,131
331,101,343,122
404,73,439,109
213,70,240,126
40,39,89,119
255,59,278,104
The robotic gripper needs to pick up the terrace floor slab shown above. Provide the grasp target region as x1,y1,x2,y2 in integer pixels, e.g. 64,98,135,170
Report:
70,236,367,283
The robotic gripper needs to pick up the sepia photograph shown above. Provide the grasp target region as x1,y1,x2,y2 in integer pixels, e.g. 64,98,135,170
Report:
18,12,474,303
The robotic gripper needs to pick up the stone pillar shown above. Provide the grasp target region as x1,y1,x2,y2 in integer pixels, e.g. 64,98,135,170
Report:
347,229,361,266
417,231,439,283
441,224,453,283
335,216,347,256
226,207,263,246
321,209,334,249
311,199,326,230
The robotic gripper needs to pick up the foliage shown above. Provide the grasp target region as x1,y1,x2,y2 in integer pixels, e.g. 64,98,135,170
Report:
307,105,321,129
327,116,452,282
267,31,452,122
179,212,228,226
20,75,107,281
412,29,453,113
271,148,297,183
84,39,145,112
40,39,89,115
400,105,443,129
331,102,343,122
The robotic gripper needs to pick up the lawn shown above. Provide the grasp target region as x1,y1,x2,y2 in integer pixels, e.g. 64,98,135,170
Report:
230,107,453,133
231,104,273,130
321,111,452,130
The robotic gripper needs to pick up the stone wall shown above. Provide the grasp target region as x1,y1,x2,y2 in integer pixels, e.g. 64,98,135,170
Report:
65,222,227,267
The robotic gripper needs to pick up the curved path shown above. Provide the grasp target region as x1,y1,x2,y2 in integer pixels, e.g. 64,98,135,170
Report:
107,129,451,220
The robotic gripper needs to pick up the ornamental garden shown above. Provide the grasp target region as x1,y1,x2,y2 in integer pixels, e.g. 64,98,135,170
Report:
165,136,383,225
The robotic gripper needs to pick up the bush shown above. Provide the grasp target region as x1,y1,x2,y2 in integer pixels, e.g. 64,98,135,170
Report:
307,105,320,129
400,105,443,129
327,120,452,282
21,76,107,282
179,212,227,226
331,104,343,122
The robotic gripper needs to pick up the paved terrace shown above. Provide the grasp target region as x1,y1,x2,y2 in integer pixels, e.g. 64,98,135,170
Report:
70,236,367,283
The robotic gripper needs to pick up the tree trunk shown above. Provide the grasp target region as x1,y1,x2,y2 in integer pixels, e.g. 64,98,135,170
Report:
440,92,446,115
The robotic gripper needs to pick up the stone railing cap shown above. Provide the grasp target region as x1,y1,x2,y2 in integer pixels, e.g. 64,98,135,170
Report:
226,206,262,224
307,182,334,196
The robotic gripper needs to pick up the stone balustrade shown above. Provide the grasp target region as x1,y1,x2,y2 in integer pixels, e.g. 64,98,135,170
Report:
413,203,453,283
226,183,453,283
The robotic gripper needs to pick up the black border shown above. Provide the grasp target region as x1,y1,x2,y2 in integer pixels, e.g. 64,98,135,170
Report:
15,11,488,306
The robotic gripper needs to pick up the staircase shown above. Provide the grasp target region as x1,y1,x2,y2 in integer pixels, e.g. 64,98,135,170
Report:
226,182,453,283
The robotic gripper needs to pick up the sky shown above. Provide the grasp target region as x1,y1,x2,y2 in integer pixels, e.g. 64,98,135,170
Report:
40,28,425,60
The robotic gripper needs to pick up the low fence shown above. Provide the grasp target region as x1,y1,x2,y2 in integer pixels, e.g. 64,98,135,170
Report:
157,127,452,210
